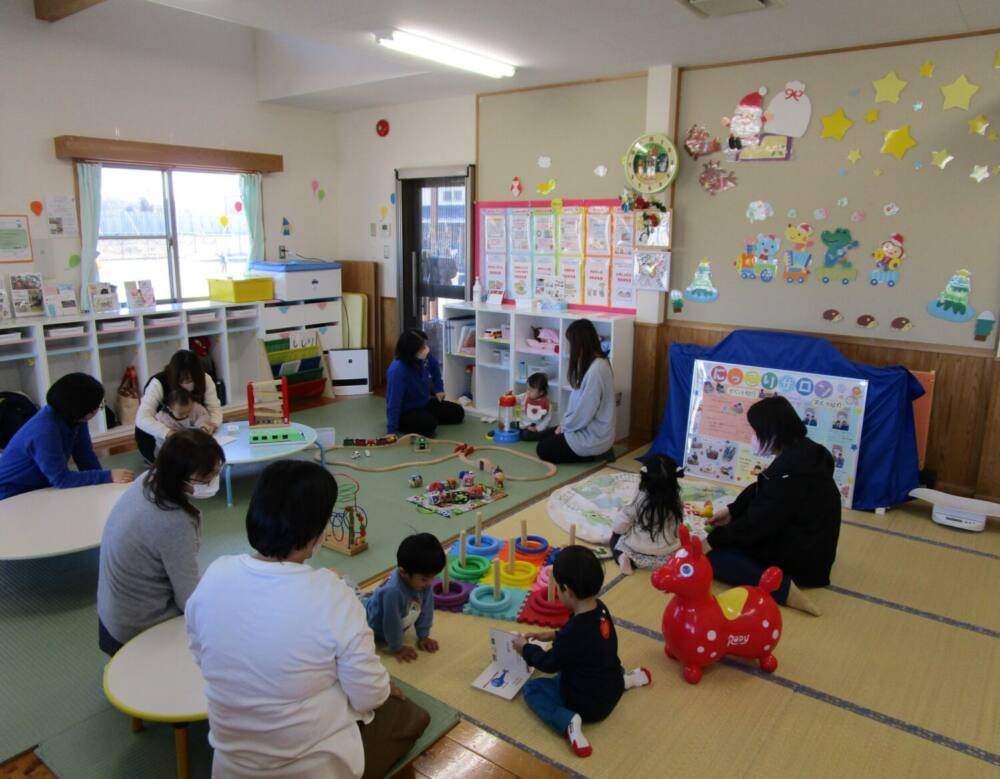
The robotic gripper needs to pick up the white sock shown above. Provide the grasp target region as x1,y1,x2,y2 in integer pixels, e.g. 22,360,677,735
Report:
617,554,633,576
624,667,652,689
566,714,592,756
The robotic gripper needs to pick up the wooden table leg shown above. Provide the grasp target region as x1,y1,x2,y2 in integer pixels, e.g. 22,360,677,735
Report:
130,717,144,733
173,724,189,779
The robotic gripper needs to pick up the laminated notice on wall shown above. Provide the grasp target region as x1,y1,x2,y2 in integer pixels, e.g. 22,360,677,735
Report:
612,256,636,307
613,209,634,257
585,256,611,306
511,258,533,308
585,206,611,257
534,255,557,297
533,210,556,255
484,211,507,253
509,209,531,254
561,257,583,304
558,207,584,256
486,254,507,298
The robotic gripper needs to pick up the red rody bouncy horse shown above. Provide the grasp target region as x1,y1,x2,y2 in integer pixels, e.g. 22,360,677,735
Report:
651,526,784,684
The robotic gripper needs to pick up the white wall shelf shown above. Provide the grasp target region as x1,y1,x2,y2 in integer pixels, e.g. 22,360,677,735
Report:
440,302,634,436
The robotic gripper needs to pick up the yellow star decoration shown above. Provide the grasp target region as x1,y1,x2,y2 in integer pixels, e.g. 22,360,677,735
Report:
994,165,1000,176
940,74,980,111
989,132,999,142
847,149,862,164
865,109,879,124
930,149,954,169
969,165,989,183
995,48,1000,68
919,61,935,78
873,70,908,104
968,114,990,136
881,125,917,160
873,168,883,177
820,108,854,141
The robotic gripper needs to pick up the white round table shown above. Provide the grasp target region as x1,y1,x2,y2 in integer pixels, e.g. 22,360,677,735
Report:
103,615,206,779
219,421,323,506
0,482,131,560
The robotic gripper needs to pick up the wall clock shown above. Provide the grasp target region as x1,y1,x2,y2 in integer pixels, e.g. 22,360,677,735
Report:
623,132,679,194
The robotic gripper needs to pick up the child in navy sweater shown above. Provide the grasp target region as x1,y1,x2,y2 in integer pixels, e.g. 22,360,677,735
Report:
366,533,446,662
385,329,464,437
513,546,651,758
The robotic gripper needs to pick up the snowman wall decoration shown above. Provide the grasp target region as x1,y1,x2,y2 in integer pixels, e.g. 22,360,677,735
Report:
722,87,768,155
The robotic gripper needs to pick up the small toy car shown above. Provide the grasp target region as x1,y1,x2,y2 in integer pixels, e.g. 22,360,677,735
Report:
408,474,423,488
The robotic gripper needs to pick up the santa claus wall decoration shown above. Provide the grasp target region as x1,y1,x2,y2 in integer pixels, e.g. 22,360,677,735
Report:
723,87,768,153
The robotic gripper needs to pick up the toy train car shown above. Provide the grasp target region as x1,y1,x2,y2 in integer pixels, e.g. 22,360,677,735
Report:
820,265,859,285
869,269,900,287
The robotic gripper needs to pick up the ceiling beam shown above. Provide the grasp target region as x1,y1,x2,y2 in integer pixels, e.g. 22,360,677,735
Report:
34,0,107,22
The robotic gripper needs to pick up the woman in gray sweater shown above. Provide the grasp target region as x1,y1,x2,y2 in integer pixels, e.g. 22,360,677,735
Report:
97,429,225,655
536,319,616,464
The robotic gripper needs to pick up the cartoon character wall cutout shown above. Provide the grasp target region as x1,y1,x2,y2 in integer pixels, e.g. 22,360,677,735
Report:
722,87,768,155
818,228,860,285
927,269,975,323
783,223,813,284
734,233,781,283
869,233,905,287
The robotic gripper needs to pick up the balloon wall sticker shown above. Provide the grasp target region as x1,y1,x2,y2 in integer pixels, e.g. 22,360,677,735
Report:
683,124,721,159
820,108,853,141
684,259,718,302
317,189,326,201
927,269,975,322
67,254,81,269
872,70,908,104
234,201,243,213
869,232,905,287
30,200,43,216
818,228,860,285
782,222,814,284
219,215,229,228
698,161,737,195
940,74,980,111
746,200,774,223
974,311,996,342
890,316,913,332
310,179,319,195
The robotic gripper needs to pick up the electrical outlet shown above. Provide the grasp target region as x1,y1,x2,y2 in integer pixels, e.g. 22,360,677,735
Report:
278,245,287,260
370,223,376,237
383,244,389,259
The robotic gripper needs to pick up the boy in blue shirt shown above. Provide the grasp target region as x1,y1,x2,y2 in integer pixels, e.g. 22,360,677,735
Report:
366,533,446,662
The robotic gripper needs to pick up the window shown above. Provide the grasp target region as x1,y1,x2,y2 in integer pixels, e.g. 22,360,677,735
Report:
97,167,251,301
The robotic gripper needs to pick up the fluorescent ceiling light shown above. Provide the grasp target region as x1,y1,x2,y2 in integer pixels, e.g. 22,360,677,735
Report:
375,30,515,79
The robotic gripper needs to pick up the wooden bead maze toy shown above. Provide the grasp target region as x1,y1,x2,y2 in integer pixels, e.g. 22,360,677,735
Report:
247,378,305,445
320,472,369,556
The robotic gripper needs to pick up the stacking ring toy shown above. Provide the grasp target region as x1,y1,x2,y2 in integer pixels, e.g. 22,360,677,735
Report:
516,534,550,556
483,559,538,589
449,534,503,559
432,579,474,611
468,585,513,614
533,564,553,592
449,555,491,581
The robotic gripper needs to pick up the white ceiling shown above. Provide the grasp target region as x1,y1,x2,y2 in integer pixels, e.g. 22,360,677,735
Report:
145,0,1000,112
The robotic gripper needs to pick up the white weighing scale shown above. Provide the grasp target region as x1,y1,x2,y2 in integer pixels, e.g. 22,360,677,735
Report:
909,488,1000,533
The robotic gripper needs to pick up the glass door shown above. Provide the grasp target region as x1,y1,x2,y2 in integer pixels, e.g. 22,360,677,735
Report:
396,166,474,357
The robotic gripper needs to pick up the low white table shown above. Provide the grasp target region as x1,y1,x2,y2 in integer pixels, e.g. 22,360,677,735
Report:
0,482,130,560
218,421,323,506
103,616,206,779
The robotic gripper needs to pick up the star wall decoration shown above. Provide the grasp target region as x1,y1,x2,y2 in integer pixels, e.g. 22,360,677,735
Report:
930,149,954,169
968,115,990,136
865,109,879,124
820,108,854,140
847,149,862,164
881,125,917,160
919,61,935,78
969,165,989,183
940,74,980,111
873,70,908,104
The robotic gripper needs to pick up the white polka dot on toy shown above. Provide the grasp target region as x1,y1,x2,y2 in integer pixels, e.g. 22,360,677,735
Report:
772,629,780,640
763,644,771,651
697,646,704,653
762,619,769,628
675,549,689,559
707,630,717,641
710,651,717,658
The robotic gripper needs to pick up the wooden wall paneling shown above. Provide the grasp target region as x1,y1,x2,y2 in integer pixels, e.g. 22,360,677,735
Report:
35,0,105,21
631,320,995,497
630,323,661,441
54,136,283,172
974,360,1000,502
380,297,398,390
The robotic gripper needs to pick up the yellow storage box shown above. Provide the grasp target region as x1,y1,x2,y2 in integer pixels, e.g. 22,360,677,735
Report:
207,276,274,303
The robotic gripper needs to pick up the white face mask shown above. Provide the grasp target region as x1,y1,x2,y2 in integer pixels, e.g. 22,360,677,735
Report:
751,433,771,457
189,474,220,499
179,381,195,392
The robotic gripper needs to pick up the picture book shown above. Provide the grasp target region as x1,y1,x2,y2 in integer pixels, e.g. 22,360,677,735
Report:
124,279,156,311
0,289,11,320
471,629,533,700
42,282,79,317
9,273,44,317
88,282,119,314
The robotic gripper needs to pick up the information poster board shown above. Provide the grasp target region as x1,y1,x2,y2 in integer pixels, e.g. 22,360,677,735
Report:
684,360,868,507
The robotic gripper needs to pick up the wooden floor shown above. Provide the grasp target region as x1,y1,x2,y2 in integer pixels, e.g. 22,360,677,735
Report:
8,393,573,779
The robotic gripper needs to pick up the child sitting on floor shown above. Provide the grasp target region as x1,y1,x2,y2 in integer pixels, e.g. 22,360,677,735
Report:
366,533,446,662
514,372,553,441
610,454,684,576
513,546,651,758
152,388,210,454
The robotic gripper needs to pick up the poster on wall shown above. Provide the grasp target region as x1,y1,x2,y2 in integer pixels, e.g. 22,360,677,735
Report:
0,216,33,264
585,206,611,256
485,254,507,300
511,258,533,308
611,256,636,307
585,256,610,306
613,209,634,257
561,257,583,304
534,255,557,297
483,210,507,253
532,210,555,255
509,209,531,254
684,360,867,507
558,208,584,257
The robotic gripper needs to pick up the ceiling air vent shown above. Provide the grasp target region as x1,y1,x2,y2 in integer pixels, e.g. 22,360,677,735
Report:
685,0,779,17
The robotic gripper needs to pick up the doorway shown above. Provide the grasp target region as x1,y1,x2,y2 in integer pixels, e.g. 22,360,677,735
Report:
396,165,474,358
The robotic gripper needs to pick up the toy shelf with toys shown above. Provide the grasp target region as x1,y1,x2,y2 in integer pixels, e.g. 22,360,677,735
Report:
440,302,633,434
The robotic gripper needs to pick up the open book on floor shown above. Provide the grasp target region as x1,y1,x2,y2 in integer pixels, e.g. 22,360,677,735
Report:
472,628,534,700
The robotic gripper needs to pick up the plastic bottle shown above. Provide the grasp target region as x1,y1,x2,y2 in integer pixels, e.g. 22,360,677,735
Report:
472,276,483,306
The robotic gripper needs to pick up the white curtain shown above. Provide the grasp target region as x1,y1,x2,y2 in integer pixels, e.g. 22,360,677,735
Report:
239,172,265,263
77,162,102,311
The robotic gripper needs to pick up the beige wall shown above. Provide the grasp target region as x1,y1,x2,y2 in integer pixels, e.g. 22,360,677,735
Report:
0,0,339,286
672,33,1000,349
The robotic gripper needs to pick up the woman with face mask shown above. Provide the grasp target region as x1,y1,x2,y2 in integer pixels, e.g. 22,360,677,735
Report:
97,429,225,656
134,349,223,463
704,396,841,616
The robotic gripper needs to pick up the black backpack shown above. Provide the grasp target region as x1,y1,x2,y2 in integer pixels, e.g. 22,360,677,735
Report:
0,391,39,448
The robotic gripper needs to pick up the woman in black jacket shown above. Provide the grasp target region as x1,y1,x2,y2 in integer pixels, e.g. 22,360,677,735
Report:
706,396,841,615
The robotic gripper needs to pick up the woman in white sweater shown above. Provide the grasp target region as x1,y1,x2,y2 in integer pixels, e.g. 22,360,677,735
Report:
185,460,429,779
135,349,222,463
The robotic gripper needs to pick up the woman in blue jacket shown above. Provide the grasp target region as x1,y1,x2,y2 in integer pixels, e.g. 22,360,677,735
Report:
385,329,464,437
0,373,134,500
